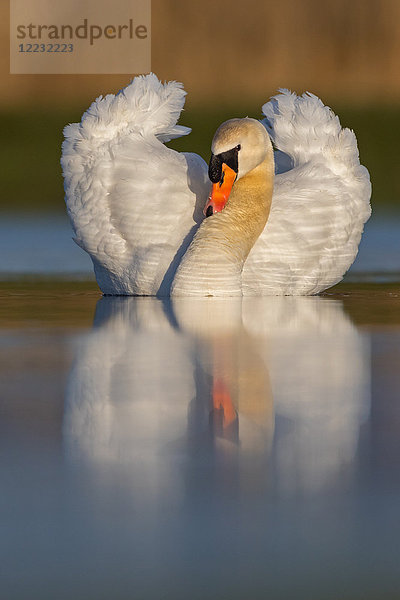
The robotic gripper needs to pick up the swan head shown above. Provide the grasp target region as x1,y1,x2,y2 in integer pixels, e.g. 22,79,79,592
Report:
204,118,272,217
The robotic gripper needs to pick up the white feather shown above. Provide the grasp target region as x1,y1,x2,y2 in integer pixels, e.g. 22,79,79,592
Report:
243,89,371,294
62,76,371,296
61,73,209,295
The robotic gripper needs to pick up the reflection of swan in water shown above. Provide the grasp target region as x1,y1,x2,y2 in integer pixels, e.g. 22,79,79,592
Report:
64,295,370,495
174,298,274,458
64,297,273,467
64,298,194,465
243,297,370,492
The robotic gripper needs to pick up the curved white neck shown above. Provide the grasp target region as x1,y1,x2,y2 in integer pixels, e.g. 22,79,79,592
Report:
171,152,274,296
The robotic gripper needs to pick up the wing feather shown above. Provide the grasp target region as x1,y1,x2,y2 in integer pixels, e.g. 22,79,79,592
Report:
243,90,371,295
61,73,209,295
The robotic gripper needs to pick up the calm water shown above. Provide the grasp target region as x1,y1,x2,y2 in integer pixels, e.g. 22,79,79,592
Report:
0,212,399,278
0,211,399,599
1,282,400,599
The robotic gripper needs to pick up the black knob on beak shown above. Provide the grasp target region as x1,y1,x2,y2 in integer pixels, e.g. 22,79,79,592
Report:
208,153,223,183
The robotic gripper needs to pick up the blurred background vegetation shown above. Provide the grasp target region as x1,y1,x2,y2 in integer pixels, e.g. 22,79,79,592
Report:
1,0,400,213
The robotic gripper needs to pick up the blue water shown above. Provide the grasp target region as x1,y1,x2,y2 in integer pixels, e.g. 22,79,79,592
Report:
0,212,399,278
1,292,400,600
1,212,400,599
0,214,93,277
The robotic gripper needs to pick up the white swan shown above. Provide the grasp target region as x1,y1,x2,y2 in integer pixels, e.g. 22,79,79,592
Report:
61,73,371,296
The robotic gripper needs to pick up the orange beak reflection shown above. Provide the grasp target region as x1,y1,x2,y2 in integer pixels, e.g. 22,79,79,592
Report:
203,163,237,217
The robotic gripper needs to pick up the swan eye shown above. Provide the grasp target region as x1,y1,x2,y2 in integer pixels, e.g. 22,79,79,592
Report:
236,144,241,151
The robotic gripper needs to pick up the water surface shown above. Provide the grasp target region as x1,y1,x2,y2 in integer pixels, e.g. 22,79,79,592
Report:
0,213,399,279
1,283,399,599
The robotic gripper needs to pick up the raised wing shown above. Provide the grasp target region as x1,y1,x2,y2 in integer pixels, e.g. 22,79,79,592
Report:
243,89,372,295
61,73,209,295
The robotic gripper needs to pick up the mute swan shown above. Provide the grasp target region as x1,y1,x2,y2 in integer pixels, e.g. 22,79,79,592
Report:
61,73,371,296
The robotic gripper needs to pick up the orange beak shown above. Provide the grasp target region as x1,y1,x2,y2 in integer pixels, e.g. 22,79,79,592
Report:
203,163,237,217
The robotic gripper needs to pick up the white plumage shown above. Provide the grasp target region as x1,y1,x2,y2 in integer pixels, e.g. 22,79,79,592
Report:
61,73,371,296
